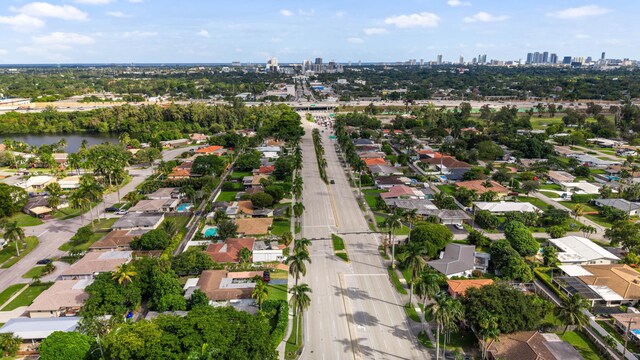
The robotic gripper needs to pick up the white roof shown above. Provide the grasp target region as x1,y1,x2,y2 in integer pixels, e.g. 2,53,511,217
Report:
183,277,199,290
589,285,624,301
24,175,55,187
560,182,601,194
558,264,593,277
550,236,620,263
474,201,539,213
0,317,80,340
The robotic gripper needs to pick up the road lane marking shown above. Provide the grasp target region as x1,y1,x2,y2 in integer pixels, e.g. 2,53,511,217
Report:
37,230,49,237
338,272,361,360
326,186,340,228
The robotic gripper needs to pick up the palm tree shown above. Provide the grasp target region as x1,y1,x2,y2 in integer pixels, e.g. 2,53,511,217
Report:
402,209,418,243
477,312,500,360
0,333,21,357
162,219,179,237
289,283,312,345
286,248,311,286
427,294,447,360
281,232,294,247
292,176,304,199
293,202,305,219
45,182,63,210
2,221,25,256
385,211,403,268
238,247,252,269
398,242,426,304
69,191,90,227
572,203,585,219
252,280,269,310
112,263,136,286
555,294,590,334
294,237,311,253
440,296,464,358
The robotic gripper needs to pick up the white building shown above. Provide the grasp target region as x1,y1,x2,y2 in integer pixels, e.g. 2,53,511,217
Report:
559,181,601,195
549,236,619,265
473,201,539,214
252,241,284,262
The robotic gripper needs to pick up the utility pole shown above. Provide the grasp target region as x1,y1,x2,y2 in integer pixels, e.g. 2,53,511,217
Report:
623,318,637,358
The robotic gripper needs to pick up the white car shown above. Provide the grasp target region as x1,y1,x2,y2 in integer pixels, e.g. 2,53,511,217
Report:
453,224,464,230
115,210,128,216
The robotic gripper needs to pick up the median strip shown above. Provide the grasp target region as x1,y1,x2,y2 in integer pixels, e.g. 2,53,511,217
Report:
332,234,349,262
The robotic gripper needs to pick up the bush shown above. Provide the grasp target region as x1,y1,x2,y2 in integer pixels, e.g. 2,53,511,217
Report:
262,300,289,349
39,331,93,360
131,229,171,250
70,226,94,246
475,210,499,230
571,194,599,204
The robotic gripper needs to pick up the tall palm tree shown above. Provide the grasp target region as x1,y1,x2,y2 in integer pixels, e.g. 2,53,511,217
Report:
252,280,269,310
572,204,585,219
402,209,418,243
294,237,312,253
398,242,426,304
441,295,464,358
2,222,25,256
112,263,136,286
385,211,403,268
69,191,90,227
286,248,311,286
293,202,305,219
477,311,500,360
292,176,304,199
555,294,590,334
238,247,252,269
45,182,63,210
427,293,447,360
289,283,312,345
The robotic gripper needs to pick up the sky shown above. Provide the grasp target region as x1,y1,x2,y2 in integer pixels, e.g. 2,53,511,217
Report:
0,0,638,64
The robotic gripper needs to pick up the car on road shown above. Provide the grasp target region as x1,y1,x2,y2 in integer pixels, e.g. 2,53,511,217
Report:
453,223,464,230
106,206,120,212
262,271,271,283
330,179,335,184
37,259,52,265
115,210,128,215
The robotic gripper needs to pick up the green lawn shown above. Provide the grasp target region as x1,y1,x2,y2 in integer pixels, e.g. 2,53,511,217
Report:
271,219,291,236
3,213,43,227
530,117,564,130
22,266,48,279
559,331,601,360
59,217,120,252
217,191,238,202
0,284,28,307
284,315,303,360
230,171,252,180
540,184,562,191
267,283,287,301
439,329,477,353
560,202,599,213
387,266,407,295
584,214,614,228
332,234,345,251
516,196,551,210
539,191,560,198
51,206,81,220
438,185,457,194
0,236,39,269
404,303,421,322
1,282,53,311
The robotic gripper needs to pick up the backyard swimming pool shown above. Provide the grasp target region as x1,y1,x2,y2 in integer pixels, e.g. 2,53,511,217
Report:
203,226,218,238
177,203,193,212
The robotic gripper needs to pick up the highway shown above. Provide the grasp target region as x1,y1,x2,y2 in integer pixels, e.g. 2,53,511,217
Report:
299,120,427,360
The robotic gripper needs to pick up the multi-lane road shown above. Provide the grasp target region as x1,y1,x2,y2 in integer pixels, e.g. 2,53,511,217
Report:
299,120,427,359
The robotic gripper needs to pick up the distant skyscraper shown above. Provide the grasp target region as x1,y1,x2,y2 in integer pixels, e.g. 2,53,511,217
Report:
550,53,558,64
526,53,533,64
437,54,443,65
420,59,424,66
562,56,572,65
314,58,323,65
601,52,606,60
459,55,464,64
542,51,549,63
586,57,592,64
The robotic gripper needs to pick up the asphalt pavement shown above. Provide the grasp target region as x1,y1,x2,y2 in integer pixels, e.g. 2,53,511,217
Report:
299,121,427,360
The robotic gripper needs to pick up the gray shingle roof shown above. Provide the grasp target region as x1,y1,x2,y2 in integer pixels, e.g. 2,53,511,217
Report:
428,243,475,276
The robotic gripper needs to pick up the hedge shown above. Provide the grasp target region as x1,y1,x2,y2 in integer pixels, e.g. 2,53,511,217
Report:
263,299,289,349
534,268,569,302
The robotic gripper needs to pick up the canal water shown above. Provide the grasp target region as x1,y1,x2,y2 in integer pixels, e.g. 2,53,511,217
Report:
2,133,118,153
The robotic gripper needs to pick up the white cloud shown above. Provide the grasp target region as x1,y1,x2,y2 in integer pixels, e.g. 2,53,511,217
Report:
0,14,45,31
197,30,210,38
347,37,364,44
336,11,345,17
122,30,157,38
106,11,132,18
363,27,387,35
32,32,95,49
298,9,315,16
447,0,470,7
15,2,89,21
463,12,509,23
575,34,591,39
280,9,293,17
75,0,114,4
384,12,440,28
547,5,610,19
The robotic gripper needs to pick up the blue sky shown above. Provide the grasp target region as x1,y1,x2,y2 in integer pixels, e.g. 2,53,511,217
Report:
0,0,637,64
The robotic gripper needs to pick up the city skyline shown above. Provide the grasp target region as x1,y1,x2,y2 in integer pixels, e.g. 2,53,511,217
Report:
0,0,637,64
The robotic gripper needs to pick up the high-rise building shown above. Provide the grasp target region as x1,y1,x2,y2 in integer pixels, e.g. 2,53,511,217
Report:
479,54,487,64
437,54,443,65
542,52,549,63
314,58,323,65
550,53,558,64
562,56,572,65
459,55,464,64
586,57,592,64
267,58,279,72
420,59,424,66
526,53,533,64
601,52,606,60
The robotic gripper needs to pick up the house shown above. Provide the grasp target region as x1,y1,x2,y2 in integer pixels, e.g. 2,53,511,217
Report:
588,138,623,148
569,153,620,168
455,180,510,198
253,240,285,262
193,270,263,301
111,212,165,231
485,331,582,360
559,181,600,195
20,175,56,191
52,153,68,166
189,133,209,144
235,218,273,235
128,198,180,213
427,244,490,278
421,157,472,181
58,175,81,190
447,279,494,299
354,139,378,148
168,168,191,180
363,158,387,167
225,200,273,218
593,198,640,216
205,238,255,263
59,251,132,280
555,264,640,306
473,201,540,214
147,187,183,200
547,170,575,185
89,230,135,251
160,139,189,148
23,196,52,217
26,279,91,318
374,176,405,189
611,313,640,343
368,164,403,176
0,317,80,344
195,145,226,156
430,209,471,225
258,165,275,175
549,236,619,265
380,185,425,200
383,198,439,215
358,151,387,159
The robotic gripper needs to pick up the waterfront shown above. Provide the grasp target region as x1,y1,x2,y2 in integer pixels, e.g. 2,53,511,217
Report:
2,133,118,153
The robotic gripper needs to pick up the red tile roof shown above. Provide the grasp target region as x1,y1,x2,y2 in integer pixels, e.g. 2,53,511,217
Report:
363,158,387,166
455,180,509,194
196,145,223,154
205,238,256,263
258,165,275,174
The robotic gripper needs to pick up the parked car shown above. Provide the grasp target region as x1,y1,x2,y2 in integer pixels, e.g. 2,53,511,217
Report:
115,210,128,215
262,271,271,283
106,206,120,212
37,259,52,265
330,179,335,184
454,224,464,230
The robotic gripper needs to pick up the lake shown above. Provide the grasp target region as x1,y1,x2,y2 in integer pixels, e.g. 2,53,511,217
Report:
2,133,119,153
